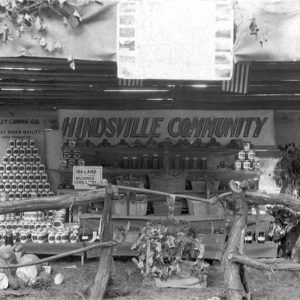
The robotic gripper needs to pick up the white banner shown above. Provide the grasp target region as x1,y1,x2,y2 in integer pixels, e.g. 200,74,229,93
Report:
117,0,234,80
59,109,275,146
73,166,103,189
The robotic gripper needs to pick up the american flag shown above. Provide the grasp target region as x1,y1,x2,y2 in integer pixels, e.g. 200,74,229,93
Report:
222,63,251,94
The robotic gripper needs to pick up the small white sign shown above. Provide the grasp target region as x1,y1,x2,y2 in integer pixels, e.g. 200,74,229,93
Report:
72,166,103,190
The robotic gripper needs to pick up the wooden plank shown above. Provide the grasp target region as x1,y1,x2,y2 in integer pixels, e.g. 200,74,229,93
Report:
245,242,278,259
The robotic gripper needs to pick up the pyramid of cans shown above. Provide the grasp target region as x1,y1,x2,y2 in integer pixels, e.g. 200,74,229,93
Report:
234,141,261,171
0,138,54,221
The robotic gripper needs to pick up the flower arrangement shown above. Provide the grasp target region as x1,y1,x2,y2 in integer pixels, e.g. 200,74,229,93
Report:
131,219,206,280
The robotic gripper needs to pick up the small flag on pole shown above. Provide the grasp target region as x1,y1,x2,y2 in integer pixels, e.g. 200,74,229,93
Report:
222,63,250,94
118,78,144,87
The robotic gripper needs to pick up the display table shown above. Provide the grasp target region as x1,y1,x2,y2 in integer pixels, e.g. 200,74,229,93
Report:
23,242,86,266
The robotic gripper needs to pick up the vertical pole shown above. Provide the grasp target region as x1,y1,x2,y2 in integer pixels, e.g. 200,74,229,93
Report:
90,184,113,300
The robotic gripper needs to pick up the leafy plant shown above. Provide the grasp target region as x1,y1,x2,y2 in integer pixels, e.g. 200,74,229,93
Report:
131,219,205,280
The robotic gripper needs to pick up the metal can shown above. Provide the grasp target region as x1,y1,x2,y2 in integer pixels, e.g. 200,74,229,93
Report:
0,164,5,173
192,157,199,169
9,156,15,164
2,174,8,183
243,141,251,151
201,157,207,170
32,164,38,173
35,174,41,182
15,155,22,164
122,156,129,169
19,165,25,174
35,156,42,164
22,139,29,148
243,160,251,170
21,174,28,182
4,183,11,192
181,157,189,170
9,139,15,148
55,232,62,243
21,192,28,200
234,160,242,171
11,183,17,192
77,159,85,166
44,182,50,192
247,150,256,161
24,183,31,192
31,231,38,243
48,231,55,244
252,160,260,170
38,183,44,192
32,147,39,156
15,174,22,182
12,164,18,174
15,192,21,201
152,154,160,169
13,148,19,156
142,154,149,169
238,151,246,161
16,139,22,148
28,174,35,182
29,156,35,164
19,148,26,156
41,173,48,182
5,165,12,173
63,149,71,159
17,183,24,192
174,154,181,170
38,164,46,173
0,184,4,192
131,157,138,169
61,231,69,243
73,149,81,159
25,148,32,156
29,139,36,148
68,159,76,168
8,193,14,201
8,174,15,183
22,156,29,165
6,148,12,156
25,165,32,173
2,156,9,164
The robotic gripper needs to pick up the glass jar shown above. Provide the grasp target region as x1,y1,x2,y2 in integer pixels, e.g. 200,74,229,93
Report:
152,154,160,169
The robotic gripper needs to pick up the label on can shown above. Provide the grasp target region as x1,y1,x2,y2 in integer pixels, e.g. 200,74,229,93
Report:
243,141,251,151
25,148,32,156
252,160,260,170
19,148,26,156
63,149,72,159
238,151,246,161
73,150,81,159
247,150,255,161
77,159,85,166
243,160,251,170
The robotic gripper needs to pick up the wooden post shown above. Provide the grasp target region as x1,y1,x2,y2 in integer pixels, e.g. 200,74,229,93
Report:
222,181,249,300
90,184,114,300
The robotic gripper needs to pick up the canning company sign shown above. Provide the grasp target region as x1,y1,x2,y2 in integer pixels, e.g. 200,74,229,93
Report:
59,110,275,146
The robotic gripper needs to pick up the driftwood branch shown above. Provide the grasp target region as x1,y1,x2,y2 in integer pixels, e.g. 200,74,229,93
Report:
231,254,300,272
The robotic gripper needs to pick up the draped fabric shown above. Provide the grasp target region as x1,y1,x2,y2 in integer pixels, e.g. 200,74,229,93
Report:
0,1,118,61
234,0,300,62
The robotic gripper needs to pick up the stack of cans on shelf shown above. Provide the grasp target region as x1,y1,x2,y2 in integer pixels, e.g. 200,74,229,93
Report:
0,138,55,222
60,140,85,169
0,221,80,245
234,141,261,171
